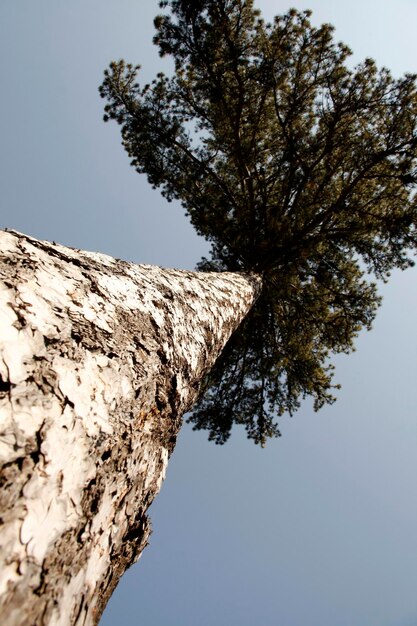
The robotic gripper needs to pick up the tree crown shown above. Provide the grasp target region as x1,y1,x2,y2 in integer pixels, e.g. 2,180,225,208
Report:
100,0,417,445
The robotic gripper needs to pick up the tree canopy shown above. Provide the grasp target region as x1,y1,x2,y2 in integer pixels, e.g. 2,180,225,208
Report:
100,0,417,445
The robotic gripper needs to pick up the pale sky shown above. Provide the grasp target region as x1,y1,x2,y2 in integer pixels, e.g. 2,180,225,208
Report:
1,2,417,625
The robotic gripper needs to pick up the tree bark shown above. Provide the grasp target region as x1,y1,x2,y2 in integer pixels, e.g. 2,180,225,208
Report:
0,230,261,626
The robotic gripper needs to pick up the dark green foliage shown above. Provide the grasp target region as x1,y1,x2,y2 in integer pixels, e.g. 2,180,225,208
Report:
100,0,417,445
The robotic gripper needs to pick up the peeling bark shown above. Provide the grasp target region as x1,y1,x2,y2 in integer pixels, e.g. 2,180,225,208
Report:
0,230,262,626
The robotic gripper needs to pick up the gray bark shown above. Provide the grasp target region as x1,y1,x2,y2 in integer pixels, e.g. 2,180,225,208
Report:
0,230,261,626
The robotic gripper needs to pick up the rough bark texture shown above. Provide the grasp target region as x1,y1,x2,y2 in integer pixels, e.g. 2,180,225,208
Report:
0,230,261,626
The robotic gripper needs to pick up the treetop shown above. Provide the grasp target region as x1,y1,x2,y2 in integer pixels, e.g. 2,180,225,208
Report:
100,0,417,444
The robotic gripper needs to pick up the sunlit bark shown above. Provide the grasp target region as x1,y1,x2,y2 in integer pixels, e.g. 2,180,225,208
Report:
0,230,261,626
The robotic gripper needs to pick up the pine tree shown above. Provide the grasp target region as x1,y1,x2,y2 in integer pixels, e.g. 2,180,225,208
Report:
100,0,417,446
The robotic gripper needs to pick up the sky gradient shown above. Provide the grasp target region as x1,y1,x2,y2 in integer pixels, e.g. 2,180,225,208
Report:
1,2,417,625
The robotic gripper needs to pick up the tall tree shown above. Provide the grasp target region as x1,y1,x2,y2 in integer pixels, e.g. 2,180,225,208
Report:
1,1,417,624
100,0,417,446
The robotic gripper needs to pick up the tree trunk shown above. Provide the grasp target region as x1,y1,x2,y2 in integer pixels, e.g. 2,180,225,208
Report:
0,230,261,626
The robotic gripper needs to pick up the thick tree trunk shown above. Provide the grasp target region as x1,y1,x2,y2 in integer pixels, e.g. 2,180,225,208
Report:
0,230,261,626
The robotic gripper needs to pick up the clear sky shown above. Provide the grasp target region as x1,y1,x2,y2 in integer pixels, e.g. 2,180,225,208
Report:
1,1,417,625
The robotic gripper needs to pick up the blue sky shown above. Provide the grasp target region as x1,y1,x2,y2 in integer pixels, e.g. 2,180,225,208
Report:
1,2,417,625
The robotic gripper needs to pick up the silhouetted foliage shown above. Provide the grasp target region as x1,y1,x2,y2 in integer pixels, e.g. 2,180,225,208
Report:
100,0,417,445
